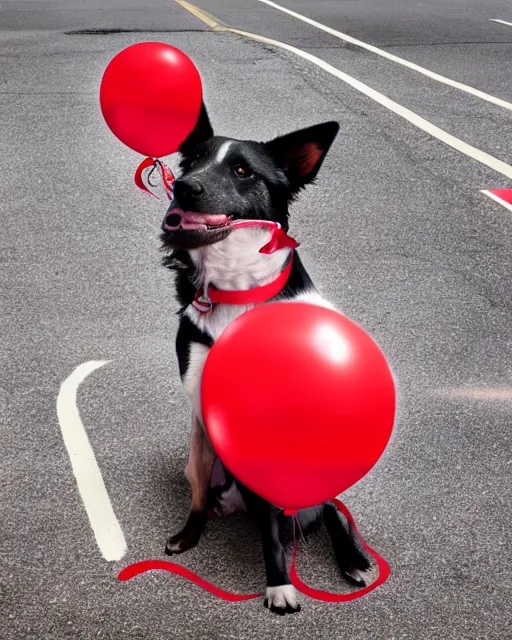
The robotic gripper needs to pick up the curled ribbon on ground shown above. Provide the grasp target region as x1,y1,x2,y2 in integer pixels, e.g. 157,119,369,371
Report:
118,499,390,604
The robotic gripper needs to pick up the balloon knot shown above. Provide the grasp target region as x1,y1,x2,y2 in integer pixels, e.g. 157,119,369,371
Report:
283,509,298,516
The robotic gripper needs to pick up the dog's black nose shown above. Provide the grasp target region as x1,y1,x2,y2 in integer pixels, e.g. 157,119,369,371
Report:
165,212,182,227
173,179,204,205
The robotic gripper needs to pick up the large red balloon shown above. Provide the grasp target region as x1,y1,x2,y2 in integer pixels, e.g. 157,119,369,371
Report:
201,302,395,511
100,42,202,158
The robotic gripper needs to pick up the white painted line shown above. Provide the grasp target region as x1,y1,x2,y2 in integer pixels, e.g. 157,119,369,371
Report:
490,19,512,28
481,190,512,213
57,360,127,562
257,0,512,112
227,26,512,180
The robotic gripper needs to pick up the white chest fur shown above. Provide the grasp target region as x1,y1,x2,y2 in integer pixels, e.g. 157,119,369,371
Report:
185,225,291,341
181,226,335,415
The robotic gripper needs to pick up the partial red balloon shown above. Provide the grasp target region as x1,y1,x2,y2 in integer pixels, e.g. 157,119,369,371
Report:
100,42,202,158
201,302,395,511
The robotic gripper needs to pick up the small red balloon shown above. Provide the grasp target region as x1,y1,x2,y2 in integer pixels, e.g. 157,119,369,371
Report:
100,42,202,158
201,302,395,511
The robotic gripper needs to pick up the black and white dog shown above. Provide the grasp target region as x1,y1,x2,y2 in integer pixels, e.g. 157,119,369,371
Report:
160,103,370,614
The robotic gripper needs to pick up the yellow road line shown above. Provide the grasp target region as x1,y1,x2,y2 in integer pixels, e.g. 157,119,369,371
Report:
175,0,226,30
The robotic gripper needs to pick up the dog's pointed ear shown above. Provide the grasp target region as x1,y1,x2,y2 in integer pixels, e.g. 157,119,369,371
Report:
178,102,214,157
264,121,339,193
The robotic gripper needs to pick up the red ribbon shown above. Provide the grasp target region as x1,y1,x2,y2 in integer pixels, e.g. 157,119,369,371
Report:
118,499,390,604
119,560,259,602
230,219,300,255
134,158,175,200
289,498,391,602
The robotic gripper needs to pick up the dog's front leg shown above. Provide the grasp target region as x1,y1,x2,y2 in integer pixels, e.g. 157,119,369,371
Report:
165,414,216,555
236,486,300,614
262,505,301,614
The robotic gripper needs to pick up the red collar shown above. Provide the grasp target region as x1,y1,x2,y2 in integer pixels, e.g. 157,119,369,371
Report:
192,254,294,314
190,220,299,315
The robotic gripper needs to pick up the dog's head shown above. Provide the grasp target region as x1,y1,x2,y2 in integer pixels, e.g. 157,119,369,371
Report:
161,103,339,251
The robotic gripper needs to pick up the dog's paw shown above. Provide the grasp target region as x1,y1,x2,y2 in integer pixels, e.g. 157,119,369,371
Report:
165,529,198,555
342,543,371,587
165,513,206,556
264,585,301,615
343,566,371,588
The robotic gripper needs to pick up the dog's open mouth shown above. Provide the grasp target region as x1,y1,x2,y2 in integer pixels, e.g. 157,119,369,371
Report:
161,208,234,249
163,208,232,232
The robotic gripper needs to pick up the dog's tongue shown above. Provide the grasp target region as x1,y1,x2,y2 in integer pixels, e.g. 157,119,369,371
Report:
179,212,229,230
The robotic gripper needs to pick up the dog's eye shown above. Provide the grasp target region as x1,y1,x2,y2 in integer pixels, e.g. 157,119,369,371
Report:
233,164,253,178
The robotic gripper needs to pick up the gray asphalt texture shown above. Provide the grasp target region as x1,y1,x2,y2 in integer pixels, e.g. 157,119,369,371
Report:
1,1,511,639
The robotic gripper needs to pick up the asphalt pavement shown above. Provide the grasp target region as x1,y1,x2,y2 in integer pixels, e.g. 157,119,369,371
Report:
1,1,511,639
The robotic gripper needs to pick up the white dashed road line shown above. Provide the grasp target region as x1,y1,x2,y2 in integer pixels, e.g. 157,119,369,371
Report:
489,19,512,28
256,0,512,112
57,360,127,562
